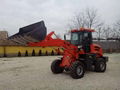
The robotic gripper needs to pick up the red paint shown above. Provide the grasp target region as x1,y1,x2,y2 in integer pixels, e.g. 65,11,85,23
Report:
90,44,103,57
71,28,95,32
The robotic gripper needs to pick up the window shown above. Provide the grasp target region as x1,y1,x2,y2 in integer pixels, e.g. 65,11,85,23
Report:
71,33,78,40
71,33,79,45
83,32,92,44
84,33,89,38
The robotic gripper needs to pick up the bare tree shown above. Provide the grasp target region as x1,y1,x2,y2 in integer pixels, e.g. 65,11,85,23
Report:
85,8,104,29
97,27,103,41
68,8,104,40
102,26,111,40
115,19,120,28
102,24,119,40
113,19,120,39
69,8,103,29
71,12,86,29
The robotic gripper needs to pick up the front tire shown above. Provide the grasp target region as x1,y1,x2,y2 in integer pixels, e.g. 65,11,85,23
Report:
70,61,85,79
95,60,106,72
51,59,64,74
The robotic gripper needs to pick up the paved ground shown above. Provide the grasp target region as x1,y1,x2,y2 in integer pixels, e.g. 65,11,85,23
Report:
0,54,120,90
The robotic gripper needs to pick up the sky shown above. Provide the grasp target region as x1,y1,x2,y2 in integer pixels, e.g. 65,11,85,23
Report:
0,0,120,36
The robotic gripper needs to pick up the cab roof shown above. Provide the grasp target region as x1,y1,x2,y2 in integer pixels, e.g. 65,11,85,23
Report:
71,28,95,32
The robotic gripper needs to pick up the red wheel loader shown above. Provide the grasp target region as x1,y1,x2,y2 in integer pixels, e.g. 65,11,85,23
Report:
28,28,108,79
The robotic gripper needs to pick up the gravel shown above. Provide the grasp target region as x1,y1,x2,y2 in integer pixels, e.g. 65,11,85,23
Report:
0,54,120,90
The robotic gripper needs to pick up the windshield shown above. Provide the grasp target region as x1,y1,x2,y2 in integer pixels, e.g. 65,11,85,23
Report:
71,33,78,40
71,32,83,45
71,33,79,45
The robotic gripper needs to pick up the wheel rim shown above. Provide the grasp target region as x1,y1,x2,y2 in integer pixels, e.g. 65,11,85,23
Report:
100,62,105,70
76,66,83,76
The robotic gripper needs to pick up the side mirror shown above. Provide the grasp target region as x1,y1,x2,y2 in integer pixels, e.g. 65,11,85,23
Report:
64,33,71,42
64,34,66,40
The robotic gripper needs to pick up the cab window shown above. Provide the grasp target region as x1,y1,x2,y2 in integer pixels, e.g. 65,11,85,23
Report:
71,33,78,40
71,33,79,45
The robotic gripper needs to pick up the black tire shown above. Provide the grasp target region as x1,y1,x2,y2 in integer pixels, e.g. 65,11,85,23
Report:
70,61,85,79
94,60,106,72
51,59,64,74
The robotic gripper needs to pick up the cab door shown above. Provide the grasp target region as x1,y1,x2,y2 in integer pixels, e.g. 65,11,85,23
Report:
82,32,92,53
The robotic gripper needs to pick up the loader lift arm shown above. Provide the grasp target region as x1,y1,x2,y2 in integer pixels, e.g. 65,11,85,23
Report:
28,31,78,53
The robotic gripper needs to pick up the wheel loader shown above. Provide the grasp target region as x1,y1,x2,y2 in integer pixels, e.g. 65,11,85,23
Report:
28,28,108,79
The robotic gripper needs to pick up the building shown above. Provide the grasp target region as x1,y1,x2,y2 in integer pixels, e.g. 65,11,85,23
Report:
0,31,8,40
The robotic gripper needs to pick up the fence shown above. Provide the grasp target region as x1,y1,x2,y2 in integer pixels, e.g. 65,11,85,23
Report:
94,40,120,53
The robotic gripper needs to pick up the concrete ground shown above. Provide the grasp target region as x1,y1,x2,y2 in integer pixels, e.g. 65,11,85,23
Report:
0,54,120,90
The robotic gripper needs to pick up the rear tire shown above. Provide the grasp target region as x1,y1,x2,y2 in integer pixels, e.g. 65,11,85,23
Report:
70,61,85,79
51,59,64,74
94,60,106,72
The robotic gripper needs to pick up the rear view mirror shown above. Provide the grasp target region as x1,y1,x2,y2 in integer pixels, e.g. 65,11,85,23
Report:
64,35,66,40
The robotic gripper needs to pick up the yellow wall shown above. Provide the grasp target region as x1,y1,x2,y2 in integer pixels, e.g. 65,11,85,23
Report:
0,46,4,57
0,46,62,57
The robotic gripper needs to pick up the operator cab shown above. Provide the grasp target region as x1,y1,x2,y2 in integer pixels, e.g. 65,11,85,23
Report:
70,28,94,53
